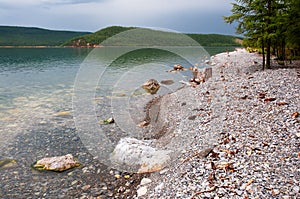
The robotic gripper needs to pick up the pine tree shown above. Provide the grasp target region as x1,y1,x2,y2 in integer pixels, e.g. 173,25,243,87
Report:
224,0,299,69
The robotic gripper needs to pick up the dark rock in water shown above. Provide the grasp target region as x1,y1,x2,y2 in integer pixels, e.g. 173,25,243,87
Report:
173,64,184,71
0,159,17,169
33,154,80,171
100,117,115,124
142,79,160,94
160,79,174,85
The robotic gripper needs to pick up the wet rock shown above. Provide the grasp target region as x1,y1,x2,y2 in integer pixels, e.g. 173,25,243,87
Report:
100,117,114,124
142,79,160,94
138,121,150,128
173,64,184,71
0,159,17,169
160,79,174,85
33,154,80,171
54,111,71,116
110,137,170,173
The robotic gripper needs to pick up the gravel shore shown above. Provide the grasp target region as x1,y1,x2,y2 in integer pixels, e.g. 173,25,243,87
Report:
138,49,300,199
1,49,298,199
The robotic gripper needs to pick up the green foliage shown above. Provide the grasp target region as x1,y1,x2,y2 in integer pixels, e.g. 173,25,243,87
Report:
63,26,135,46
0,26,90,46
63,26,242,47
187,34,242,46
0,25,243,48
224,0,300,69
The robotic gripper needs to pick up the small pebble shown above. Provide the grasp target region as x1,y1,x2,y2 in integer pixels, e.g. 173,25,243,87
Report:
140,178,152,186
137,186,147,197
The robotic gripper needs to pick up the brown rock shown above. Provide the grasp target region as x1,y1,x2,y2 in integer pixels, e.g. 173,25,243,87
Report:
142,79,160,94
34,154,80,171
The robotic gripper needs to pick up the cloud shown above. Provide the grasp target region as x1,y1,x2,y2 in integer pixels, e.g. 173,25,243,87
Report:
0,0,236,34
42,0,106,5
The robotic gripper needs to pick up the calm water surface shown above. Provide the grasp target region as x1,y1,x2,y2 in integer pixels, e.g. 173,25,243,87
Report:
0,46,233,151
0,46,232,197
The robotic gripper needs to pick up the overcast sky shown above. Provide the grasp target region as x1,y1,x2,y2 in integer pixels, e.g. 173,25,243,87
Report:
0,0,237,34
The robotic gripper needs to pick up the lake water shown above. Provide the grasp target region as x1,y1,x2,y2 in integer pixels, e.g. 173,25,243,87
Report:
0,46,232,197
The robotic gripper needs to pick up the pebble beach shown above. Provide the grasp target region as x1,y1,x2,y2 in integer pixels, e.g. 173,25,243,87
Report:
138,48,300,199
1,48,299,199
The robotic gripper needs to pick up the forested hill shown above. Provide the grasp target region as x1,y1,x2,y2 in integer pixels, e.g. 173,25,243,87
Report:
63,26,242,47
0,25,242,47
0,26,90,46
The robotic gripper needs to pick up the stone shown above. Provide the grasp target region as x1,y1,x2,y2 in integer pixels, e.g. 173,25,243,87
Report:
33,154,80,171
0,159,17,169
54,111,71,116
173,64,184,71
100,117,114,124
81,185,91,191
154,183,164,192
142,79,160,94
110,137,171,173
137,186,147,197
140,178,152,186
160,79,174,85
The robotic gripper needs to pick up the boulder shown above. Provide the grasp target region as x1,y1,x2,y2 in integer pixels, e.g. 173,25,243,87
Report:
142,79,160,94
173,64,184,71
33,154,80,171
110,137,170,173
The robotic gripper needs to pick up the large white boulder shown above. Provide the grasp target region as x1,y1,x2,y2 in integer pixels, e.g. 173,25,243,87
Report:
110,137,171,173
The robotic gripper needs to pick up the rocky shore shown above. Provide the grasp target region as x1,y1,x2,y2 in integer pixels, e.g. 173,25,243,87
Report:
137,48,300,198
1,48,299,199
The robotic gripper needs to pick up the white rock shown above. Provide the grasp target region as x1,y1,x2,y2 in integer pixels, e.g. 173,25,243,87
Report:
154,183,164,192
140,178,152,186
137,186,147,197
110,137,171,173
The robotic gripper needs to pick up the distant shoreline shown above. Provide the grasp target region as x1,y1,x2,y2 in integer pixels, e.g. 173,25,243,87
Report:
0,46,101,48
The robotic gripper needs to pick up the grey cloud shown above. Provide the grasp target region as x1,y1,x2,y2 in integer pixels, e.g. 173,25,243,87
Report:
43,0,106,5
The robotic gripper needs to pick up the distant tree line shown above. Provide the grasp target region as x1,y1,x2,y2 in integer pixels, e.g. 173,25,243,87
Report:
0,26,90,46
224,0,300,69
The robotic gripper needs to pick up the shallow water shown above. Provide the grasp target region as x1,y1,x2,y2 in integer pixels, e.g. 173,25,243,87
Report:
0,46,230,197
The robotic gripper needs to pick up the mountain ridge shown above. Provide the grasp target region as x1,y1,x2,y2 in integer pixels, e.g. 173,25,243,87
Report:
0,25,242,47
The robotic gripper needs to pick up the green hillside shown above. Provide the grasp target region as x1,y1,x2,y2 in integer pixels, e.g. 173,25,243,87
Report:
0,25,242,47
187,34,242,46
63,26,242,47
0,26,90,46
62,26,135,47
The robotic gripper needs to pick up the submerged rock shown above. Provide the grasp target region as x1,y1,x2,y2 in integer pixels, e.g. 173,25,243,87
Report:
142,79,160,94
160,79,174,85
173,64,184,71
0,159,17,169
33,154,80,171
100,117,115,124
110,137,170,173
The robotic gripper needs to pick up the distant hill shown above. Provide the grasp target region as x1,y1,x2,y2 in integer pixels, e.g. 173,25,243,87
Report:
63,26,242,47
187,34,243,47
0,25,242,47
0,26,90,46
62,26,135,47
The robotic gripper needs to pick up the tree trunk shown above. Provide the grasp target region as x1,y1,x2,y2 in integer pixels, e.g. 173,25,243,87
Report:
266,0,272,69
266,38,271,68
262,38,265,70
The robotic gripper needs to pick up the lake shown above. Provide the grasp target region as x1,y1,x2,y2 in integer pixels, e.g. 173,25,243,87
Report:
0,46,232,198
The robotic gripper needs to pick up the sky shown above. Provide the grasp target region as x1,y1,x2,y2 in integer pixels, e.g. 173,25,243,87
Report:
0,0,237,35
